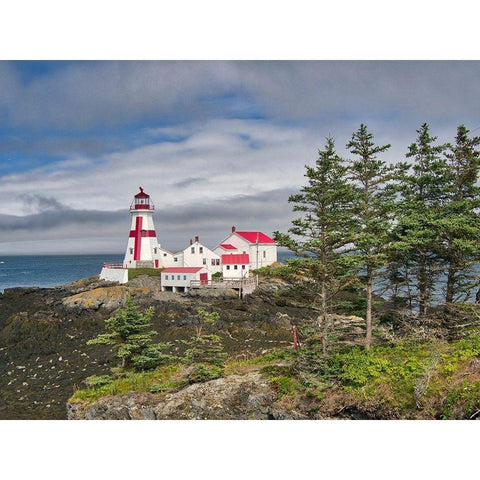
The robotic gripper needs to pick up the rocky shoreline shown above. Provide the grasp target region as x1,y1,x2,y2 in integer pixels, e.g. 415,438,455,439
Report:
0,275,321,419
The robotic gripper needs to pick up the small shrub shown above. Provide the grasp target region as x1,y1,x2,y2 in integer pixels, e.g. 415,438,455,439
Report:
186,363,224,383
84,375,113,389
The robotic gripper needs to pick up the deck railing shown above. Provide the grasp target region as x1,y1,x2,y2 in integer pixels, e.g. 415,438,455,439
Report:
102,263,126,269
189,276,258,291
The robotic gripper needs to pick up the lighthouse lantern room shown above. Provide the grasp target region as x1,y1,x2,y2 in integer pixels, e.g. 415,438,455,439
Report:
123,187,162,269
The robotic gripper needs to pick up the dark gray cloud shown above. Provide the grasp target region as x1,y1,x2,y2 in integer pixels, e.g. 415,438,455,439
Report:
0,188,295,254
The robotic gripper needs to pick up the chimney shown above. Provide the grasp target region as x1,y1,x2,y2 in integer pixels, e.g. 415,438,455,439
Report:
190,239,193,245
195,235,199,243
232,225,236,233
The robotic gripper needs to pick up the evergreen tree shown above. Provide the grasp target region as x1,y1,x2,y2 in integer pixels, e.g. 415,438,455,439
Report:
183,308,227,367
392,123,448,316
440,125,480,304
87,293,172,371
346,124,395,349
274,136,357,354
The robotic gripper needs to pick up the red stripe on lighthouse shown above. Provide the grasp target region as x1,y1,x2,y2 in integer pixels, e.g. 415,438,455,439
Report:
129,230,157,238
134,216,142,261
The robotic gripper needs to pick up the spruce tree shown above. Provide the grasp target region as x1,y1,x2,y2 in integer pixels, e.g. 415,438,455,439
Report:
87,293,172,371
440,125,480,304
274,136,356,354
346,124,395,349
392,123,448,316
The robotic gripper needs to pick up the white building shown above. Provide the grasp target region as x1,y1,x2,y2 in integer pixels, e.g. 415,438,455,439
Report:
181,236,221,274
214,226,277,270
222,253,250,279
157,246,177,268
161,267,210,293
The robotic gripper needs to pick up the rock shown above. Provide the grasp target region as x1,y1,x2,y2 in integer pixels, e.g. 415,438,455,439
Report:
68,371,284,420
271,312,292,329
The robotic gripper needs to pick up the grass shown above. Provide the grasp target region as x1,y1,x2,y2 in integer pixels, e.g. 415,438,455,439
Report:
128,268,163,281
69,336,480,419
70,364,183,404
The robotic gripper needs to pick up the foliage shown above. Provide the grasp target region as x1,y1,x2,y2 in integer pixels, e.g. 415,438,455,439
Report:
128,268,163,281
186,363,224,383
345,124,396,348
87,293,174,371
182,308,227,379
274,137,358,353
391,123,448,316
71,364,183,403
438,125,480,304
84,375,113,389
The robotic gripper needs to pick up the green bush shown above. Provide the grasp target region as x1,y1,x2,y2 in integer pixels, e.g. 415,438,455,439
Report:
84,375,113,389
186,363,224,383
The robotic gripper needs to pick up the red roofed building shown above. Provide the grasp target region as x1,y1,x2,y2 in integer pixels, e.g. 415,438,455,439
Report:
222,254,250,279
161,266,210,293
215,226,277,269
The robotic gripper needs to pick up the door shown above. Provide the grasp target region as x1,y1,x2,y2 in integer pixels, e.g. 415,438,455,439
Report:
155,259,159,268
200,273,208,285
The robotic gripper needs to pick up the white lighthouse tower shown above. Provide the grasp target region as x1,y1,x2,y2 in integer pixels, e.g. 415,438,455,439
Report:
123,187,162,269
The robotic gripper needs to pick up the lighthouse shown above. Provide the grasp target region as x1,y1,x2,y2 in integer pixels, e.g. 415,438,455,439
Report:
123,187,161,269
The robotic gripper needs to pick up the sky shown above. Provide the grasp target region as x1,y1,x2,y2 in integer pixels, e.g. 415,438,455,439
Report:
1,60,480,255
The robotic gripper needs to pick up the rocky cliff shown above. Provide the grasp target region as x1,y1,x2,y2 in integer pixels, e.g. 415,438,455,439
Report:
0,275,321,419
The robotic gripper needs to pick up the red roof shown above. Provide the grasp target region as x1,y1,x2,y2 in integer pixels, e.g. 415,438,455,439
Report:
162,267,203,273
219,243,237,250
134,187,150,198
235,231,276,244
222,254,250,265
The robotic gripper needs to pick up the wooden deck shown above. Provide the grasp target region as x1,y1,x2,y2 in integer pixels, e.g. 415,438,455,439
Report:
189,276,258,296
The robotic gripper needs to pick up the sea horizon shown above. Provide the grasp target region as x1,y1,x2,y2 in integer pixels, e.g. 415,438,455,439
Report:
0,251,295,292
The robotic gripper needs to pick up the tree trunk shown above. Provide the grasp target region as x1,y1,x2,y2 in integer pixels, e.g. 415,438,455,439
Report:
418,254,428,317
366,268,373,350
445,261,457,304
320,280,329,356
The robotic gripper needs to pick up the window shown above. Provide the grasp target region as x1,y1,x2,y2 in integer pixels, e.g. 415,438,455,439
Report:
163,253,167,257
242,265,245,269
130,248,133,254
177,275,180,280
183,275,187,280
165,275,169,280
226,265,230,270
211,259,215,266
263,250,266,258
203,258,206,265
141,230,146,237
191,247,195,254
199,247,203,253
234,265,238,270
216,259,220,265
243,251,246,254
174,257,178,262
154,247,157,254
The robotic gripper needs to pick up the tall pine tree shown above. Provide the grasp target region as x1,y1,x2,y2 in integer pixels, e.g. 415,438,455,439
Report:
346,124,395,349
440,125,480,304
392,123,447,316
274,136,356,354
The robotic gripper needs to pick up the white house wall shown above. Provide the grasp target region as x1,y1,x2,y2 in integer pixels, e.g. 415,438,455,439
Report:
182,241,221,273
100,267,129,284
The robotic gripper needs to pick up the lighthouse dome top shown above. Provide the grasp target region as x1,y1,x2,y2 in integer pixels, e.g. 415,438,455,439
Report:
135,187,150,199
130,187,155,211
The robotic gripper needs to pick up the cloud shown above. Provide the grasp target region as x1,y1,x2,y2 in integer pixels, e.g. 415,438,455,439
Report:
1,61,480,255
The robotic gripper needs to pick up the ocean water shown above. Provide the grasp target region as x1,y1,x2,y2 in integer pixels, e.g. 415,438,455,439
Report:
0,251,296,293
0,254,123,293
